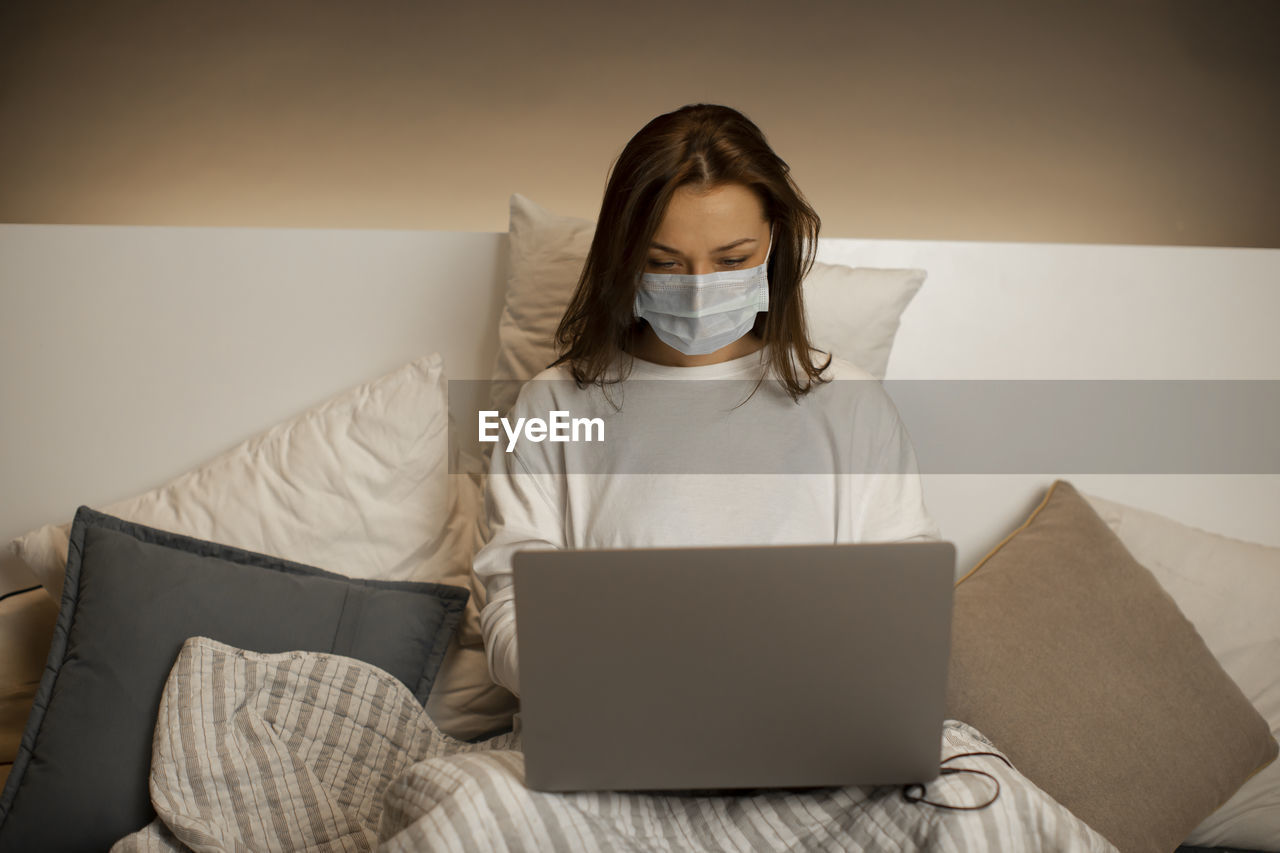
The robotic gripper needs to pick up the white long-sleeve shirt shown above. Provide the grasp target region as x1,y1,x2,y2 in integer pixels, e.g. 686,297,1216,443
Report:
472,345,942,696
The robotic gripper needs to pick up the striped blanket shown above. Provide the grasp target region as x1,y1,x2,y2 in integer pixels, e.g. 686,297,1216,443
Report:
112,637,1117,852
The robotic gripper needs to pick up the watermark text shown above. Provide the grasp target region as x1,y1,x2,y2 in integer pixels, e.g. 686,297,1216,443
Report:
478,410,605,453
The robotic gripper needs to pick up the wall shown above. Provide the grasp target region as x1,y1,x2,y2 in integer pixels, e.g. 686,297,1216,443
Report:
2,0,1277,246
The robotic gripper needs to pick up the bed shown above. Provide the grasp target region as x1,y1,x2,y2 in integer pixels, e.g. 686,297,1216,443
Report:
0,195,1276,852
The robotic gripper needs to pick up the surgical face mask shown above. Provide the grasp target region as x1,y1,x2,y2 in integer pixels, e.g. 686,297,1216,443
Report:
634,230,773,356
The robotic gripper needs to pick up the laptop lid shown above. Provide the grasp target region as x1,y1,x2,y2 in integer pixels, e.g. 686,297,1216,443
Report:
513,541,956,793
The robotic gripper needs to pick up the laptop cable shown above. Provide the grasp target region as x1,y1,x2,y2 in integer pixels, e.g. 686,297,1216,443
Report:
900,750,1013,811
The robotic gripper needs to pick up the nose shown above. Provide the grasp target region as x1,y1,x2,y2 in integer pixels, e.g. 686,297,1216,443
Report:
689,259,716,276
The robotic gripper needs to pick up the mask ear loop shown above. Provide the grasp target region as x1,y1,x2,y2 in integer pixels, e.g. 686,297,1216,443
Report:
750,225,774,330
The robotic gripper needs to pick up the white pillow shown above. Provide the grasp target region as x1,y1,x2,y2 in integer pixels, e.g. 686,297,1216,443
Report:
1082,490,1280,851
802,263,927,381
491,193,926,417
5,353,516,740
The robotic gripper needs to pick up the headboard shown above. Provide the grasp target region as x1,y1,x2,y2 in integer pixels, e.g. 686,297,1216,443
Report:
2,223,1277,593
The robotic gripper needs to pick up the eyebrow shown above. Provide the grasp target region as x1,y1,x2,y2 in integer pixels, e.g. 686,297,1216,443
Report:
650,237,758,255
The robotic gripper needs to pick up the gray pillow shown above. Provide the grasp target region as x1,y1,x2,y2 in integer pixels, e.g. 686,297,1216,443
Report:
0,506,469,852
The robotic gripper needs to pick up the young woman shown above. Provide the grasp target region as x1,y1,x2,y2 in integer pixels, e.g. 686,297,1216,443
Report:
472,104,940,696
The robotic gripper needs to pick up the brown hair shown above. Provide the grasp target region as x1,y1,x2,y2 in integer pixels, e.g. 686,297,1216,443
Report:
550,103,831,405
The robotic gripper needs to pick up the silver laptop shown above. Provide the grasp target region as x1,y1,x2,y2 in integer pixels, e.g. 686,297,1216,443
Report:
512,541,956,793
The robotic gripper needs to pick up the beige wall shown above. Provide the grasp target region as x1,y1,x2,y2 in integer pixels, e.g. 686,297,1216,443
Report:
2,0,1276,247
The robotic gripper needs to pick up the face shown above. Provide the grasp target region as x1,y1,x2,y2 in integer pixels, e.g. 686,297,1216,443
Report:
647,182,771,277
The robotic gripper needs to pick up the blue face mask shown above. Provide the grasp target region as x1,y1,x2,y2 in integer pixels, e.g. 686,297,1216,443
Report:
634,230,773,356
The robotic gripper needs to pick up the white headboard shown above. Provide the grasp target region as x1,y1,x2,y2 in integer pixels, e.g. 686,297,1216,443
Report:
2,224,1276,591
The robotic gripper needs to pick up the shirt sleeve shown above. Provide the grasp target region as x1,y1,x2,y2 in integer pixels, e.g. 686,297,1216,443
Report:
471,398,566,698
853,389,943,543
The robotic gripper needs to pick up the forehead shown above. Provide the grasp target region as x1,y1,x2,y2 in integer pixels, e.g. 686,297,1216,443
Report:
652,183,767,247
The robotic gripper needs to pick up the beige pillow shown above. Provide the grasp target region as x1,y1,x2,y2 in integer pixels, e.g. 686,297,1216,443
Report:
947,480,1278,853
0,587,57,779
5,354,516,740
491,193,926,418
1083,490,1280,851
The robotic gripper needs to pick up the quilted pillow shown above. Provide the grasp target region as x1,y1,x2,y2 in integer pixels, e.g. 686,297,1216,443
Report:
0,507,467,851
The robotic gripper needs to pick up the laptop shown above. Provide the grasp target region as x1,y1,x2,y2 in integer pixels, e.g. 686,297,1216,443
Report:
512,541,956,793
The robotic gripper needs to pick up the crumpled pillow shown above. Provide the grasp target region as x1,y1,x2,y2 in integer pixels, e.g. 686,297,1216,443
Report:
5,353,517,741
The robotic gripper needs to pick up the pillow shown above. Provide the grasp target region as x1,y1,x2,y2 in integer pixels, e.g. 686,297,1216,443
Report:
5,353,517,741
0,588,56,790
800,262,927,383
946,480,1278,853
0,506,468,851
1083,490,1280,851
490,193,926,418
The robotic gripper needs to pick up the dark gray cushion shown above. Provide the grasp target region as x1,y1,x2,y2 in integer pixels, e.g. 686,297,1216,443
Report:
0,506,468,852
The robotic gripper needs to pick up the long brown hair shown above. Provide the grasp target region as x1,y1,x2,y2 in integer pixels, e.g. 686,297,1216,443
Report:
550,103,831,404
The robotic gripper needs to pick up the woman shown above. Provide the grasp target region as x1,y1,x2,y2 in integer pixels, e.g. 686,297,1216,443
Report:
473,104,940,697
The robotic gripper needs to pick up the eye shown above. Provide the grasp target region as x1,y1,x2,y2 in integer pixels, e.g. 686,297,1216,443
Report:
720,257,748,267
647,259,678,270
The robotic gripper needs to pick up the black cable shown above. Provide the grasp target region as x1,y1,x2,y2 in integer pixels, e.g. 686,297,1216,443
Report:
901,750,1013,811
0,584,44,605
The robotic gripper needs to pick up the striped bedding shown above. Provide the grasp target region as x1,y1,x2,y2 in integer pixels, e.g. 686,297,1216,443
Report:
111,636,1117,852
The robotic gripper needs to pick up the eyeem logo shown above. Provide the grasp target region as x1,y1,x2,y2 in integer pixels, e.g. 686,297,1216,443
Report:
479,410,605,453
